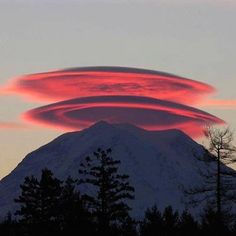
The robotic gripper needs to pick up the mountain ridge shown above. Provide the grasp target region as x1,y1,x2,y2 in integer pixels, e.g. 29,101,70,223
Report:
0,121,232,219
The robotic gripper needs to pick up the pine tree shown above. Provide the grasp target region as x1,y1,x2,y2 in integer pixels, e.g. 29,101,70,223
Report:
78,148,135,234
39,169,62,222
178,210,199,235
118,215,137,236
15,175,41,225
140,205,163,236
58,176,95,235
0,212,20,236
200,205,232,236
15,169,62,235
162,206,179,235
140,205,180,236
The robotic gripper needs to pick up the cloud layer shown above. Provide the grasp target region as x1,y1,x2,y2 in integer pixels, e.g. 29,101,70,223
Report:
1,66,225,137
22,94,223,138
0,121,26,129
4,66,214,104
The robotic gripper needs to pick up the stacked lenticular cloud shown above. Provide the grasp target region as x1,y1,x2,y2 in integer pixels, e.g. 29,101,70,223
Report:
4,66,224,137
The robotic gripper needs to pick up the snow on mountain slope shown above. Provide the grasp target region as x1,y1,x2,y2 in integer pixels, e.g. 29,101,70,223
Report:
0,121,231,219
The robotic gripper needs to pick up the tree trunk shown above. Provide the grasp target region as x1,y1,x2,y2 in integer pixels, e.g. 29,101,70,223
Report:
216,148,221,229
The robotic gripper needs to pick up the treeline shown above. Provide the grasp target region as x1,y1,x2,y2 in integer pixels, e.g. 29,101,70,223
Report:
0,147,236,235
1,202,236,236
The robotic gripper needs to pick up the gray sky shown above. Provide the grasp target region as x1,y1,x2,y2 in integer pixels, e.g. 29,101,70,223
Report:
0,0,235,179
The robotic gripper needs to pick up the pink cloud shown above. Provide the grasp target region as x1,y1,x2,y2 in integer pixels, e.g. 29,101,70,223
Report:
22,95,224,138
1,66,226,137
3,66,214,105
0,122,26,129
199,99,236,109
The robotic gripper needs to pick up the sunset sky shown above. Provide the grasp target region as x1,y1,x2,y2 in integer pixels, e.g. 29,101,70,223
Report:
0,0,236,179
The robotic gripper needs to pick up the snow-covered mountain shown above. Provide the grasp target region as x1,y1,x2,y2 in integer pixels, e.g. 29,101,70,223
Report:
0,121,233,219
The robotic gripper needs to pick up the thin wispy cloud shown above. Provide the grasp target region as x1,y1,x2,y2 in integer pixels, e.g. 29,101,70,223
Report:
200,99,236,109
0,121,26,129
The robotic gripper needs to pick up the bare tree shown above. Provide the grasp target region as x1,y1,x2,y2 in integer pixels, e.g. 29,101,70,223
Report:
186,126,236,219
204,126,236,216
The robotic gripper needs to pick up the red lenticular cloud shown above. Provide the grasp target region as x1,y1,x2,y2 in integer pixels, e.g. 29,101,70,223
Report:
22,95,224,138
1,66,225,137
4,66,214,104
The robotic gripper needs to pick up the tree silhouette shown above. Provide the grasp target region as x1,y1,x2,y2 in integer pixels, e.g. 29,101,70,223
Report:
200,205,232,236
186,126,236,229
204,126,236,215
140,205,182,236
162,206,179,235
78,148,135,234
179,210,199,235
58,176,95,235
140,205,163,236
0,212,20,236
15,169,62,235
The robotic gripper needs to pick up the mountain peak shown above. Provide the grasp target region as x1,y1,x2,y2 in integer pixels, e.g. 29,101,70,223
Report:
89,120,113,129
1,122,230,220
88,121,190,137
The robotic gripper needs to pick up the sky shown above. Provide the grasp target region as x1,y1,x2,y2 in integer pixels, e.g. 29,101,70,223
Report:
0,0,236,179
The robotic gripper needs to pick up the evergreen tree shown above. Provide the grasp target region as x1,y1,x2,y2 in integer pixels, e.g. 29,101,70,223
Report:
58,176,95,235
15,175,40,225
140,205,180,236
200,205,232,236
78,148,135,234
162,206,179,235
118,215,137,236
110,215,137,236
15,169,62,235
178,210,199,236
0,212,20,236
140,205,163,236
